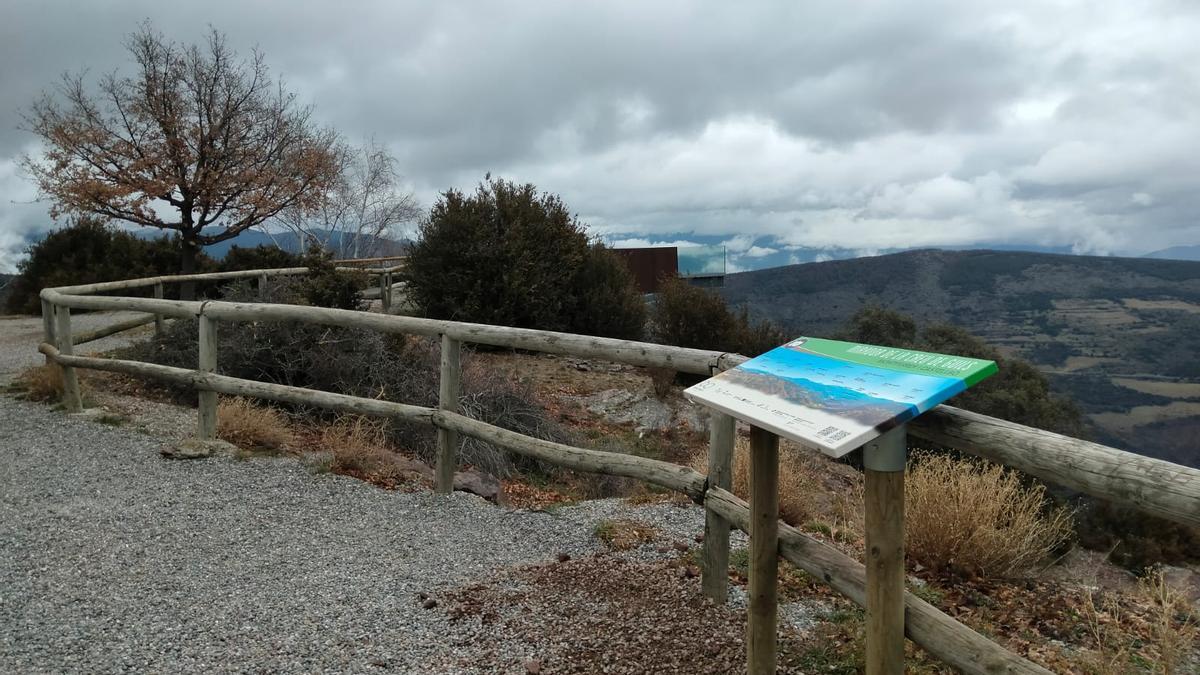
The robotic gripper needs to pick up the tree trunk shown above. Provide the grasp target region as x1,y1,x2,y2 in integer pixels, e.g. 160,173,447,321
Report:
179,237,199,301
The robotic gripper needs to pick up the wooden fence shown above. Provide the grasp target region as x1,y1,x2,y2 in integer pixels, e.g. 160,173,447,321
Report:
36,265,1200,675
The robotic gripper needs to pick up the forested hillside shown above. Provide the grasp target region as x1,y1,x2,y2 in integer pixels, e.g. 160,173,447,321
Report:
721,249,1200,466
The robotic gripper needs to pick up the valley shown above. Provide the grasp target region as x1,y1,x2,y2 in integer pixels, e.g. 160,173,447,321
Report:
721,249,1200,467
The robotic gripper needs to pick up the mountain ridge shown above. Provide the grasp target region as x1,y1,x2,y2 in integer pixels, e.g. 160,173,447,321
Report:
719,248,1200,466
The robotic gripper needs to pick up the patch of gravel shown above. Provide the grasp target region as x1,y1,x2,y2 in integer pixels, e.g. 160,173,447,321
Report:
0,396,822,673
0,396,608,673
555,497,749,562
0,311,152,384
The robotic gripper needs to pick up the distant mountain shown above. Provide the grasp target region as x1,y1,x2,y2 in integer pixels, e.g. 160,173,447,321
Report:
1144,245,1200,262
720,249,1200,466
130,227,407,259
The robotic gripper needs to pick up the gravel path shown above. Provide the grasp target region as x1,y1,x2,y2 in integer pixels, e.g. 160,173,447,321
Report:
0,395,821,674
0,311,150,384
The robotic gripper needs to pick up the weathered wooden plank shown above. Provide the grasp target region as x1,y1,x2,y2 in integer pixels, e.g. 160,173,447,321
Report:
72,313,157,346
436,335,461,494
39,344,435,424
53,306,83,413
42,291,202,319
196,301,727,374
40,298,56,365
434,410,709,500
705,487,1052,675
153,283,165,336
747,427,779,674
702,410,736,602
197,316,218,440
910,405,1200,528
865,468,905,675
43,267,311,295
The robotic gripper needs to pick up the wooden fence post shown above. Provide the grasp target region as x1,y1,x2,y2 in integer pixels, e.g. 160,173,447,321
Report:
40,298,56,364
379,272,391,313
864,425,907,675
258,273,268,301
747,425,779,674
54,305,83,413
153,282,165,336
435,333,461,494
197,315,218,440
702,409,735,602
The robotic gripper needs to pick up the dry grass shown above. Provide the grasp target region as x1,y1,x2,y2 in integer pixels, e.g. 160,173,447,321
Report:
691,435,818,526
1139,569,1198,674
15,364,66,402
905,453,1073,579
1078,566,1198,674
594,518,660,551
320,415,418,487
216,397,297,453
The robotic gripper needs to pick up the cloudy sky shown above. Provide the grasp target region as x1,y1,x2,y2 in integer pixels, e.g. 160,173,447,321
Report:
2,0,1198,272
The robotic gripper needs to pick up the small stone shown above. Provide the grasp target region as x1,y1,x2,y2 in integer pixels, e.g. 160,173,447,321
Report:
421,598,437,610
161,438,235,460
417,591,428,601
524,658,542,674
556,553,571,563
656,546,670,554
694,534,704,543
672,541,689,552
685,565,700,578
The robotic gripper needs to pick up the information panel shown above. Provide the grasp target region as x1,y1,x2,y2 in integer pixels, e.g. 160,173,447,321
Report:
684,337,997,457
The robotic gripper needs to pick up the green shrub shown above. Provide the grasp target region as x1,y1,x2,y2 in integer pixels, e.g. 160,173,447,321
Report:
838,306,1084,436
5,217,203,314
652,276,788,356
1075,499,1200,573
404,177,646,339
218,245,302,273
294,249,367,311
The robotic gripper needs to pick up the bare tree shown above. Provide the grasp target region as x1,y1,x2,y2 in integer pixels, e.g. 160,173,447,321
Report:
271,140,420,259
22,24,340,298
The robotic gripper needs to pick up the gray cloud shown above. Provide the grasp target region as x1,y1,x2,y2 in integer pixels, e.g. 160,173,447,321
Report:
2,0,1199,271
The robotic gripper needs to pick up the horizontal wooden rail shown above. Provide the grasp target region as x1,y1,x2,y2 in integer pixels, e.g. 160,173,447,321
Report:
72,313,157,346
436,410,708,500
705,487,1051,675
40,344,437,423
42,277,1200,529
41,264,399,298
910,406,1200,528
37,344,706,500
39,293,733,375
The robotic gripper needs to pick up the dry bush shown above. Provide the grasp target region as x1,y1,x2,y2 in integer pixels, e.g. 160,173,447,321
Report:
1081,587,1131,675
216,397,296,452
127,281,567,479
594,518,660,551
15,364,66,402
647,367,675,399
320,416,415,486
905,453,1073,578
1139,568,1198,674
456,359,571,477
691,435,818,526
